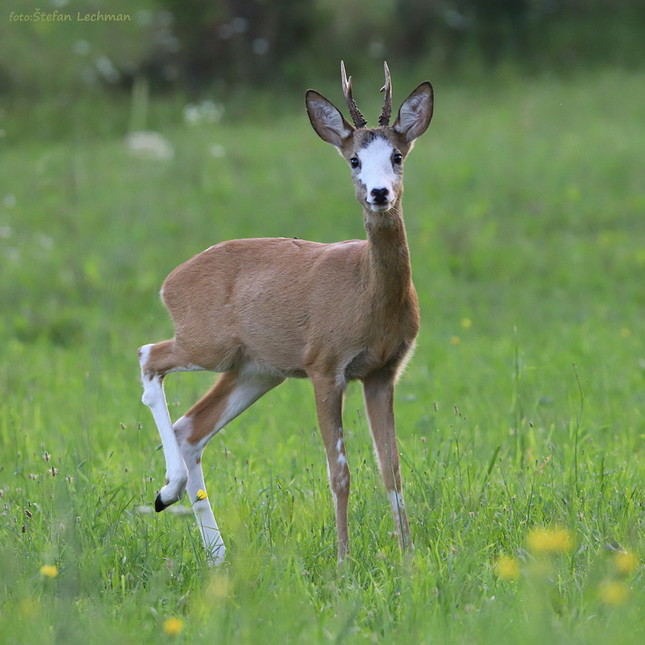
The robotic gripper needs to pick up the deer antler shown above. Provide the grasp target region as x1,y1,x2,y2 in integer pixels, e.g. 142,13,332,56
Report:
378,61,392,127
340,61,367,129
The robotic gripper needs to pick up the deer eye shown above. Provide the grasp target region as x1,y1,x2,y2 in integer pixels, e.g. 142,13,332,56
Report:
392,152,403,165
350,157,360,169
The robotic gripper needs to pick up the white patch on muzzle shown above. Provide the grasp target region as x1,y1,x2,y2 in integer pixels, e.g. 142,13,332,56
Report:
356,137,398,211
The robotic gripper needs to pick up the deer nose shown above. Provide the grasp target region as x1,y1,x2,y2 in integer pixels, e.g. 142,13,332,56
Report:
370,187,389,204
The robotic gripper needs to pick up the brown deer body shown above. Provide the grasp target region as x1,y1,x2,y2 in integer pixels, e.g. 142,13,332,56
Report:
139,62,434,564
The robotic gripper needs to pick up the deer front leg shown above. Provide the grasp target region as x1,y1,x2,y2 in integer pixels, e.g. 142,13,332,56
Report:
363,370,412,552
311,376,350,563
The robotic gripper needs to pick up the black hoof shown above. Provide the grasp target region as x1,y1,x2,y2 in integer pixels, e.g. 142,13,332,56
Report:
155,493,170,513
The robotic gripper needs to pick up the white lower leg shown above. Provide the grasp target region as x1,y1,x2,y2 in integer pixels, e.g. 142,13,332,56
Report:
139,345,187,506
191,489,226,565
175,416,226,565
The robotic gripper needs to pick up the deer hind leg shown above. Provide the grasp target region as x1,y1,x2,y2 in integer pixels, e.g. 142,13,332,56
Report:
362,370,412,552
311,375,351,563
139,340,195,510
173,367,284,565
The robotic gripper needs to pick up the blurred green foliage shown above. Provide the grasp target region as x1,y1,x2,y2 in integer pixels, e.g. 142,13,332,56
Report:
1,0,644,99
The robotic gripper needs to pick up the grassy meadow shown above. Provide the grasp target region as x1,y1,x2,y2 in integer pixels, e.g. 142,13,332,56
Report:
1,68,644,643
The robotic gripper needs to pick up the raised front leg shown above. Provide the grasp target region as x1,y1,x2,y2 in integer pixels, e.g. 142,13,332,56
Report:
362,370,412,552
311,376,350,563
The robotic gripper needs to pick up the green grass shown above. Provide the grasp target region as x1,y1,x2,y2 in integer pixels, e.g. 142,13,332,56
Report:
1,68,643,644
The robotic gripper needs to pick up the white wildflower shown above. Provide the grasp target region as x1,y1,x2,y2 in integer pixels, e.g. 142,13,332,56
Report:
125,131,174,161
183,101,224,126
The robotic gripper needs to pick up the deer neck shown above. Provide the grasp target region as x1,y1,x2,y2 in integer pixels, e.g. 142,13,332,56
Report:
362,202,413,305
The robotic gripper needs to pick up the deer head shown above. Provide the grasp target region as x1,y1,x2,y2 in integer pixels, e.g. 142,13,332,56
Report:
306,61,434,218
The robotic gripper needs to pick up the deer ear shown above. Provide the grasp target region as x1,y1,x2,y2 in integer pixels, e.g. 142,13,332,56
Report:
306,90,354,148
393,82,434,143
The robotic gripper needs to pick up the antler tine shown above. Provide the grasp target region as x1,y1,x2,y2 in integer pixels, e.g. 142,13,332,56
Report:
378,61,392,127
340,60,367,129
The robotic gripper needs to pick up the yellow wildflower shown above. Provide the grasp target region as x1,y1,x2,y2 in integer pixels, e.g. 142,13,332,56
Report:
450,336,460,345
162,617,184,636
461,318,472,329
526,527,573,554
598,581,629,606
195,489,208,502
39,564,58,578
613,551,638,576
495,555,520,581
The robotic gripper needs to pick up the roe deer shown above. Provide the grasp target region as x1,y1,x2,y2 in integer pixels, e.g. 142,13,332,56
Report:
139,62,434,564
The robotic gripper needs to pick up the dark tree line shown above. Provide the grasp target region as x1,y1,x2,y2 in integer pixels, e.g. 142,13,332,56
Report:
131,0,645,91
